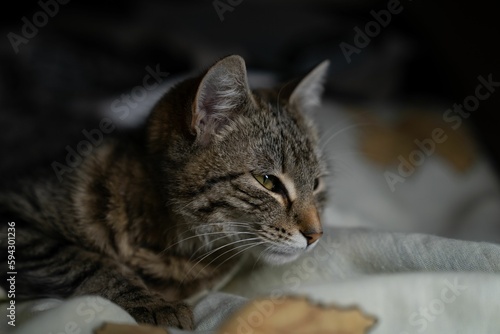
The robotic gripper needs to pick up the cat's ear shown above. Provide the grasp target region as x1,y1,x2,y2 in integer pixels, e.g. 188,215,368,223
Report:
289,60,330,110
192,55,253,145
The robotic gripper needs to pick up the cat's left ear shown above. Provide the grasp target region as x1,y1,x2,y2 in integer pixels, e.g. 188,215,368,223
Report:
192,55,254,145
289,60,330,110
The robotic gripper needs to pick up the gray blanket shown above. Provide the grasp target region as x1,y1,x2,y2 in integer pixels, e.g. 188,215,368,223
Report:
2,227,500,334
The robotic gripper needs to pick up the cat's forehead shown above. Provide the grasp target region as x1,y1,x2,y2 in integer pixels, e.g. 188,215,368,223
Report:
251,89,306,124
244,92,322,177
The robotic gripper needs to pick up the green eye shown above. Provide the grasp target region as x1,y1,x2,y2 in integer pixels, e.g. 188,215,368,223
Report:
254,174,276,191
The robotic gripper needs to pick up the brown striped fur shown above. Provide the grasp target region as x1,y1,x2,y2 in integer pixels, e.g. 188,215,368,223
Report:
0,55,330,329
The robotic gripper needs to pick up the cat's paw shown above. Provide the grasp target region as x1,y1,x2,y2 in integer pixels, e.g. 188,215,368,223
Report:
128,300,194,330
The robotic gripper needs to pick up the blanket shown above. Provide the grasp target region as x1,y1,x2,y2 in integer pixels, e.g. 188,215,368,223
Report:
2,226,500,333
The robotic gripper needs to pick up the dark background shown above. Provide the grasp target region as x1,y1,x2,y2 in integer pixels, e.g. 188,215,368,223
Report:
1,0,499,181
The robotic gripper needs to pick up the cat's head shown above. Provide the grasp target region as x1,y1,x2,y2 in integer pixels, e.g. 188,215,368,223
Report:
148,55,329,265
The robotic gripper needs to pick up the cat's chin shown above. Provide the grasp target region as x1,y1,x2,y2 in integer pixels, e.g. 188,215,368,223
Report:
252,246,303,266
261,253,301,266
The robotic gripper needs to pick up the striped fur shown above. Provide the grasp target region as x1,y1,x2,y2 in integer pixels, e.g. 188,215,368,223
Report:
0,55,329,329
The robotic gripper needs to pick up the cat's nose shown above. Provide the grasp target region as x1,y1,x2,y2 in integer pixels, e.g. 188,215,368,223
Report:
301,230,323,245
299,206,323,246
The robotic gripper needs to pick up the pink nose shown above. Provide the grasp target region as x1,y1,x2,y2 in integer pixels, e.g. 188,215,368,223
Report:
301,230,323,245
299,206,323,245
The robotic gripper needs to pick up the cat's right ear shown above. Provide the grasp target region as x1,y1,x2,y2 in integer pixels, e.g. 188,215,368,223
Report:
289,60,330,111
191,55,253,146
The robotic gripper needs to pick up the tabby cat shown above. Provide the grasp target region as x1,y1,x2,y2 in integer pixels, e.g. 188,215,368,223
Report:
0,55,329,329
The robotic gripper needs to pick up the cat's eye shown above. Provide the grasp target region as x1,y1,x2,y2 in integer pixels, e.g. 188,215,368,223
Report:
253,174,278,191
253,174,291,205
313,178,320,191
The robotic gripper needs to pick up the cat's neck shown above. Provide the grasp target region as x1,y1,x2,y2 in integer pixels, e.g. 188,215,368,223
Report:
62,137,165,253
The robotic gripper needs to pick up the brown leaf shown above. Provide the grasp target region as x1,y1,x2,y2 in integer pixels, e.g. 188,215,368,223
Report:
94,323,169,334
217,296,376,334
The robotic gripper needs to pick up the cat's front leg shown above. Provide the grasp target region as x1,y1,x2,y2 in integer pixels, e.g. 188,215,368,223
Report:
6,235,194,330
73,260,195,329
121,295,193,329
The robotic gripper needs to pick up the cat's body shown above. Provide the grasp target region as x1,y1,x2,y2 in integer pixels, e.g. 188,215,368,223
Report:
0,56,329,329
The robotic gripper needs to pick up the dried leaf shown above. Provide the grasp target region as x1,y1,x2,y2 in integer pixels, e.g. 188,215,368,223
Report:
217,296,376,334
94,323,169,334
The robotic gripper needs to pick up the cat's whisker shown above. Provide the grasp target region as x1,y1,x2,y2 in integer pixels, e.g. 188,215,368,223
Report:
327,157,366,179
160,219,258,248
158,230,256,255
205,241,267,278
318,109,372,142
252,245,271,270
189,241,266,283
191,237,261,264
320,122,374,151
187,234,235,259
186,230,259,258
275,80,293,115
156,221,250,238
167,221,252,229
184,238,256,275
180,238,262,285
